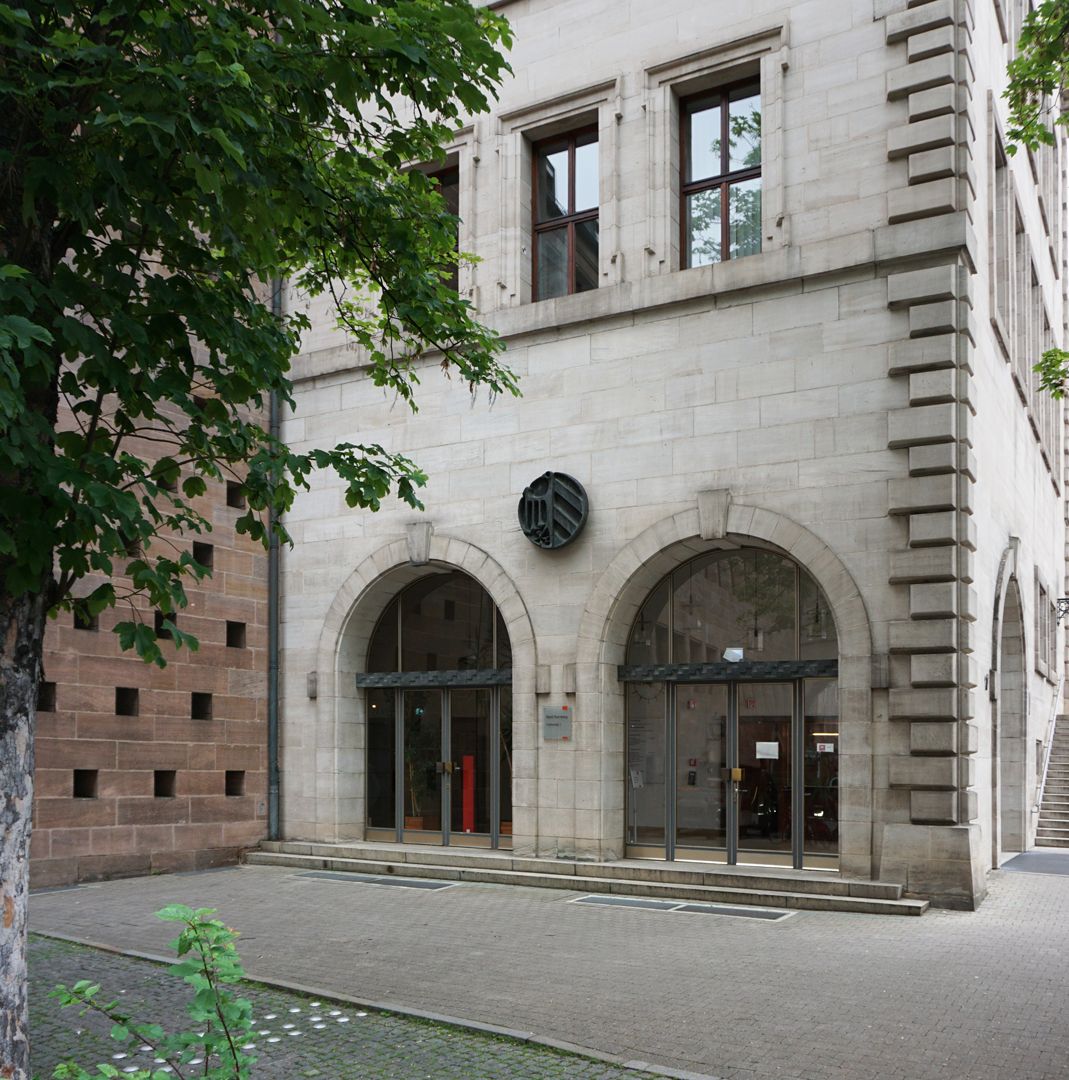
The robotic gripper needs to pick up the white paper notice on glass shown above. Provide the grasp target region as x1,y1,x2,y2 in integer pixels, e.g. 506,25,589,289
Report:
755,741,779,760
816,742,836,754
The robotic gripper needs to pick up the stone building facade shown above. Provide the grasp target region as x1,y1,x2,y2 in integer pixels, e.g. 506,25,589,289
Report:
276,0,1065,908
32,459,270,887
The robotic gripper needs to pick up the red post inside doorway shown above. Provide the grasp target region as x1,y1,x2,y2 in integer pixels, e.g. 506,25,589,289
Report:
463,754,475,832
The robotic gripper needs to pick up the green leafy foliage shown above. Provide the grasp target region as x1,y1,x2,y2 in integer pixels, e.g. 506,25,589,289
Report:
0,0,517,661
50,905,255,1079
1004,0,1069,153
1003,3,1068,396
1034,347,1069,398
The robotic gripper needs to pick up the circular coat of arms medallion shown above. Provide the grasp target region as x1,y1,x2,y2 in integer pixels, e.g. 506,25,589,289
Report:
517,472,589,549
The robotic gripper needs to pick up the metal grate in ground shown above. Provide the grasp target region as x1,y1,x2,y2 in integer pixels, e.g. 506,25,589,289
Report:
569,894,794,920
296,870,455,891
1001,850,1069,876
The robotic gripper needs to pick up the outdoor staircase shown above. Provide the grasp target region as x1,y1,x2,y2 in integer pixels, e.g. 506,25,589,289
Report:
245,840,928,916
1037,716,1069,847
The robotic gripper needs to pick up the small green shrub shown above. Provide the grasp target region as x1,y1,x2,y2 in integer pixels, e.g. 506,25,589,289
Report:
50,905,255,1079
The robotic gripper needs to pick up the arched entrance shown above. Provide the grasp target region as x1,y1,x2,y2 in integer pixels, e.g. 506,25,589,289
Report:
623,545,840,869
997,578,1027,858
361,569,513,849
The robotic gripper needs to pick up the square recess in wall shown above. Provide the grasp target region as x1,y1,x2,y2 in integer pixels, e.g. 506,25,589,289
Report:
225,771,246,797
191,692,213,721
38,681,56,712
154,770,176,798
226,621,247,648
115,687,139,717
73,769,98,799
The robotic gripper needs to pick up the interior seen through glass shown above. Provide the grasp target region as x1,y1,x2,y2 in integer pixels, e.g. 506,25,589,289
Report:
626,548,838,867
365,571,512,846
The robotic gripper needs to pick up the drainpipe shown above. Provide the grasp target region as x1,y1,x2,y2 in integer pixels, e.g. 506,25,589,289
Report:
267,278,282,840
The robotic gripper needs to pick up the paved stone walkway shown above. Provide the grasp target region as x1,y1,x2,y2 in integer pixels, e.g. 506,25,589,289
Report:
31,935,652,1079
29,861,1069,1080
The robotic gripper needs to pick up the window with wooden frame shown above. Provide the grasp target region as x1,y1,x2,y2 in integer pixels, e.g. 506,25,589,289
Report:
429,166,460,293
991,136,1013,352
532,129,598,301
1049,596,1058,675
681,81,761,268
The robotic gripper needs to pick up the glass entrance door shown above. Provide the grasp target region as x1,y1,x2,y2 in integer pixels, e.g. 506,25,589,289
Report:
448,689,493,844
402,690,444,840
674,685,728,853
736,682,793,863
628,679,837,868
367,686,512,849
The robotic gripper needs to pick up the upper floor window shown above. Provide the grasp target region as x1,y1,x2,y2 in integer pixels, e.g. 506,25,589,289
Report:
532,129,598,300
682,82,761,267
430,165,460,293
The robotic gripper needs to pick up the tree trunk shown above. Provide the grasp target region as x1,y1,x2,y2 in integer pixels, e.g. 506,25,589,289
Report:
0,588,49,1080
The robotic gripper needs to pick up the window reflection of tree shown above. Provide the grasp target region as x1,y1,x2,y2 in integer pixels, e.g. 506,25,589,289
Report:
686,101,762,266
626,549,837,666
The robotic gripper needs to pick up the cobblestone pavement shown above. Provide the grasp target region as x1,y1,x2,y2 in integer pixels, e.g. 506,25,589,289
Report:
30,935,654,1080
30,863,1069,1080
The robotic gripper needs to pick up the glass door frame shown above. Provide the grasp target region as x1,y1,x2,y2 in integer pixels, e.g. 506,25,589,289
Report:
622,660,838,870
670,680,805,867
359,676,513,850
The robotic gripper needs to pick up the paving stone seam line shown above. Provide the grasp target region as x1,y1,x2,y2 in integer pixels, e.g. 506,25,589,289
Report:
30,930,725,1080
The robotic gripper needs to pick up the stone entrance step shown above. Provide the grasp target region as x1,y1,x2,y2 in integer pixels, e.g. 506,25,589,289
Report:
245,841,928,917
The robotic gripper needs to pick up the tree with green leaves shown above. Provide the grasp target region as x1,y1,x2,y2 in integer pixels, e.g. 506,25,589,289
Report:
1004,0,1069,395
0,2,515,1072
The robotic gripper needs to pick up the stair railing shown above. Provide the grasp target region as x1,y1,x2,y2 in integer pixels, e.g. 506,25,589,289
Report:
1033,675,1065,816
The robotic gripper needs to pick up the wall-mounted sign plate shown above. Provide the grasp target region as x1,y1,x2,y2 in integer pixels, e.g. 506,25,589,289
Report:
518,472,589,549
542,705,573,741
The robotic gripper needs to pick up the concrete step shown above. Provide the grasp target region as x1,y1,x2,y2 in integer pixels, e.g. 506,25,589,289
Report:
1036,837,1069,848
243,850,927,916
255,840,903,900
1036,828,1069,840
